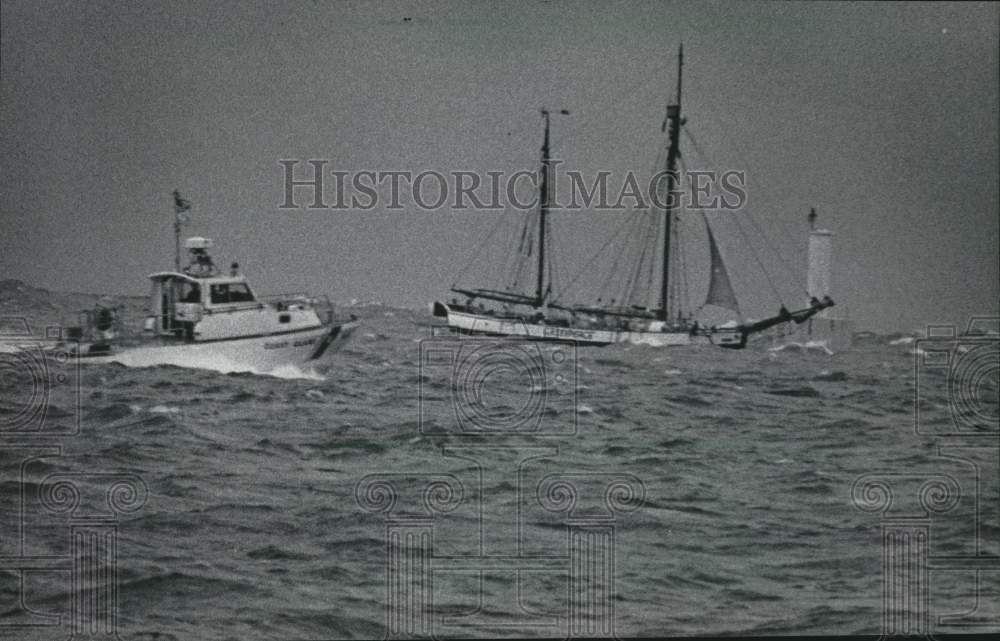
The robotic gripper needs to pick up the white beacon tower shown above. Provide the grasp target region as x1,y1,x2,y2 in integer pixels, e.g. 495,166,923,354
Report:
801,208,852,348
807,210,833,318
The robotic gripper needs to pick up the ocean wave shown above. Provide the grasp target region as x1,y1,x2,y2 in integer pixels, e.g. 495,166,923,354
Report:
1,290,973,637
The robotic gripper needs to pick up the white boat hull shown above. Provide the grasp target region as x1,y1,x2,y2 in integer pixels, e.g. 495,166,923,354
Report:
70,321,357,373
439,307,743,348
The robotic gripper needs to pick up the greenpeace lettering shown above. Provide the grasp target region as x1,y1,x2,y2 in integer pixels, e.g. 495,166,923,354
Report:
543,326,595,340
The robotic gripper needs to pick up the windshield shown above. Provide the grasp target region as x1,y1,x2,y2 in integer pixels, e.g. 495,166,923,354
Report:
178,282,201,303
210,283,255,304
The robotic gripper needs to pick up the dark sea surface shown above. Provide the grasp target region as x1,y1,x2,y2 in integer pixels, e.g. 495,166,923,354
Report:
2,301,998,639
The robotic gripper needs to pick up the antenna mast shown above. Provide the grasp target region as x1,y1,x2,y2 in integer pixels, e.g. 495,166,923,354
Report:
172,190,191,272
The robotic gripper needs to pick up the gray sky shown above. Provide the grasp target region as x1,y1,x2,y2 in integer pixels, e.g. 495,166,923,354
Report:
2,0,997,332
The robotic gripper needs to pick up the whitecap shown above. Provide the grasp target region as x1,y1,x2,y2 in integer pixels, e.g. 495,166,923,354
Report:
769,341,834,355
805,340,835,355
148,405,180,414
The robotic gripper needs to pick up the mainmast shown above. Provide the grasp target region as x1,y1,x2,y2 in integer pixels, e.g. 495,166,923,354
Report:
660,45,683,321
536,108,569,307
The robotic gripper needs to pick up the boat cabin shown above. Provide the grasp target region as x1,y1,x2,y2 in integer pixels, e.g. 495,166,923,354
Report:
146,271,324,342
148,272,248,330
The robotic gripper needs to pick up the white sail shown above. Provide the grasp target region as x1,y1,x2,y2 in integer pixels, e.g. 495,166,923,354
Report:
702,215,740,312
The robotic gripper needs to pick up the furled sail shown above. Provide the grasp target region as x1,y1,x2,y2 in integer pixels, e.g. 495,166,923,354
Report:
702,215,740,312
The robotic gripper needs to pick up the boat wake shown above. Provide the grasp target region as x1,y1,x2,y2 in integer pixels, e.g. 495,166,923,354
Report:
767,340,835,355
266,364,326,381
92,350,327,380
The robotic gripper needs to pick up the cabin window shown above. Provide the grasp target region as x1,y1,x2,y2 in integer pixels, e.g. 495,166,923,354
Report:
178,282,201,304
210,283,255,304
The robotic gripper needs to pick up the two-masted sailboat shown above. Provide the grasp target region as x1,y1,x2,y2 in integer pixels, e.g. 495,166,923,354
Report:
432,48,833,347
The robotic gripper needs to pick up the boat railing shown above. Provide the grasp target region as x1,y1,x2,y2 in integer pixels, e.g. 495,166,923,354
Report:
202,302,266,314
260,293,335,321
258,292,320,308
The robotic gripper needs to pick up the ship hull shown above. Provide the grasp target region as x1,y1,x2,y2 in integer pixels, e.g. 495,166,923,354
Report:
436,305,744,348
66,321,357,372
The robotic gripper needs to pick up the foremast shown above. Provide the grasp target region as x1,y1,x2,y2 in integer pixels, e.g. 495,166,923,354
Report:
451,109,568,310
536,110,552,307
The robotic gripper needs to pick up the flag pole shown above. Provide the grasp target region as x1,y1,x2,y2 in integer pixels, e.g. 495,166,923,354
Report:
172,190,190,272
174,207,181,272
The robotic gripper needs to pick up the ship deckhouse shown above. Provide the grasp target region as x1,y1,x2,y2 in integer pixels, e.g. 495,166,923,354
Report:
146,271,323,343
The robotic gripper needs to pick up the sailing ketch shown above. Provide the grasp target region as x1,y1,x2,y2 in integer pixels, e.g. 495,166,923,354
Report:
433,47,834,347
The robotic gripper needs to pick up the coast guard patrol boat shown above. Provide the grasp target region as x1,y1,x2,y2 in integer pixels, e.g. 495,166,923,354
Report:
62,198,356,372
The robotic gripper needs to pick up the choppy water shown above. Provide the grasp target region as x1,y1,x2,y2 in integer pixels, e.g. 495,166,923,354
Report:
1,305,998,639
